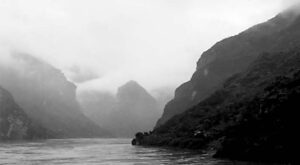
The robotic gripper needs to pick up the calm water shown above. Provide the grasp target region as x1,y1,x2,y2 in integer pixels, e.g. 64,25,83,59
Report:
0,138,261,165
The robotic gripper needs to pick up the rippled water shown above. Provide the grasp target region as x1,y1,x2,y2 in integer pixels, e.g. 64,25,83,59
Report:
0,138,259,165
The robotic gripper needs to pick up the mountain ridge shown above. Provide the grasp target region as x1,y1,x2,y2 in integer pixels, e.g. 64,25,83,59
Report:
156,8,300,126
0,53,110,138
0,86,52,140
133,7,300,163
134,47,300,164
79,80,161,137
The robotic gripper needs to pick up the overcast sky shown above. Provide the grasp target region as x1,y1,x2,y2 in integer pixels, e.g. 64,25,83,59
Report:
0,0,298,94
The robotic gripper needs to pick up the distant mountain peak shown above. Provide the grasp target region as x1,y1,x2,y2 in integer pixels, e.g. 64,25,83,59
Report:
121,80,141,88
79,80,161,137
117,80,155,102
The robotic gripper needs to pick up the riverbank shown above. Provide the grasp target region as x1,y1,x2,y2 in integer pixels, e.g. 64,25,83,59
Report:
132,51,300,164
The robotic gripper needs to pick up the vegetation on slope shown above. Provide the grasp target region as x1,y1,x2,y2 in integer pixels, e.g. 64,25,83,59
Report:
0,86,53,141
133,49,300,163
156,8,300,126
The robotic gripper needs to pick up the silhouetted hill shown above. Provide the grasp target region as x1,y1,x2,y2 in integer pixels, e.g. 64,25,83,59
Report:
133,7,300,163
0,53,110,138
0,86,52,140
156,7,300,126
79,81,161,137
134,47,300,164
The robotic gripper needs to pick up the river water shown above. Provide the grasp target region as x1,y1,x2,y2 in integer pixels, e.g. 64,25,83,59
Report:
0,138,263,165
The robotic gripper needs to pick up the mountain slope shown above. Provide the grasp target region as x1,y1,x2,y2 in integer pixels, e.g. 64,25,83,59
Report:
133,7,300,163
80,81,161,137
134,47,300,163
156,8,300,126
114,81,161,137
0,53,109,138
0,86,51,140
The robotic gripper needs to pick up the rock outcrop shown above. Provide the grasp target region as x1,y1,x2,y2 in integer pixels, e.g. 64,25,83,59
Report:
156,7,300,126
134,7,300,164
134,47,300,164
0,86,50,140
0,53,109,138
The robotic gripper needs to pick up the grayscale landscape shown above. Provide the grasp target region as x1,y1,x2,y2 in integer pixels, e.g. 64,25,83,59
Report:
1,0,299,164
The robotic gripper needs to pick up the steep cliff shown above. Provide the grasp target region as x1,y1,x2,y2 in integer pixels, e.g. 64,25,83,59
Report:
0,53,109,138
134,47,300,164
156,7,300,126
0,86,51,140
134,7,300,163
80,81,161,137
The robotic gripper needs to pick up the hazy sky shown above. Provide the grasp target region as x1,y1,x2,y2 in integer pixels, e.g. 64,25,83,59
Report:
0,0,298,94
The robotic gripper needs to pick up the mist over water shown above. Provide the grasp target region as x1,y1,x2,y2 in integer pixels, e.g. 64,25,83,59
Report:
0,138,237,165
0,1,298,164
0,0,286,94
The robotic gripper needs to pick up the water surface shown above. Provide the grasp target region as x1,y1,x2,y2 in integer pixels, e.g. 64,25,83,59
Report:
0,138,260,165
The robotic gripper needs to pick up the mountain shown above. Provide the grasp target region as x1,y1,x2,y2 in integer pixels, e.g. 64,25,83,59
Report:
79,81,161,137
133,7,300,163
0,86,51,140
150,87,174,111
156,7,300,126
114,81,161,137
134,46,300,164
0,53,110,138
79,91,117,135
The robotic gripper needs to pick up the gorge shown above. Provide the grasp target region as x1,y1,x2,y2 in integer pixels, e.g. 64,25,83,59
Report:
133,6,300,164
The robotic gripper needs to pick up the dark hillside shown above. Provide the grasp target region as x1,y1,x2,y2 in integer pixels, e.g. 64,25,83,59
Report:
134,49,300,163
157,8,300,126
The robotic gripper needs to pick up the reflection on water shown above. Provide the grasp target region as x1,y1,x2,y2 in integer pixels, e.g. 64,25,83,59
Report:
0,138,263,165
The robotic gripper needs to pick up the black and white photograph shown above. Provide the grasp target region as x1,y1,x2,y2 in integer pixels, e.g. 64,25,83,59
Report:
0,0,299,164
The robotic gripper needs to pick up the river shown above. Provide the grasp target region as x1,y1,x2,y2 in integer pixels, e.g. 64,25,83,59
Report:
0,138,265,165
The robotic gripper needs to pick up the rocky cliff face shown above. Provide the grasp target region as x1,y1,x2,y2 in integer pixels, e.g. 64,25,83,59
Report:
134,47,300,164
0,86,30,140
0,86,50,140
79,81,161,137
134,7,300,163
156,8,300,126
0,53,109,138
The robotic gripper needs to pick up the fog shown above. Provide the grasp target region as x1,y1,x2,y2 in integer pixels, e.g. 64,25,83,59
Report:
0,53,110,137
0,0,295,95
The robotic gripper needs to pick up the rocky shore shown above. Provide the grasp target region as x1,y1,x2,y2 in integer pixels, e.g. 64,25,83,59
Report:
133,50,300,164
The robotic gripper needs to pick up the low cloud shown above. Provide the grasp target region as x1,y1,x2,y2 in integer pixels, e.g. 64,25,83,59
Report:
0,0,288,95
66,65,100,83
283,0,300,7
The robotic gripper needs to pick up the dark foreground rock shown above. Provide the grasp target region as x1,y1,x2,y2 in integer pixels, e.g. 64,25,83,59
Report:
133,7,300,164
156,5,300,127
133,49,300,164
